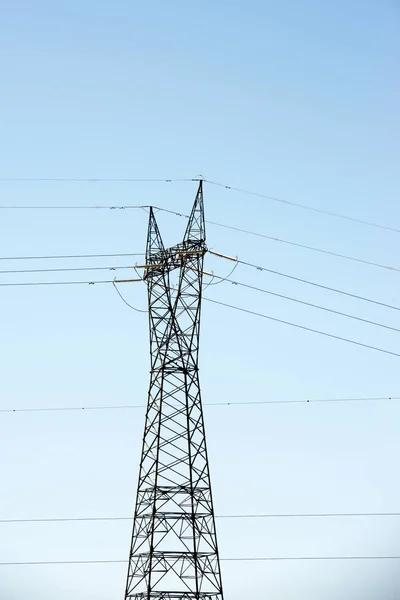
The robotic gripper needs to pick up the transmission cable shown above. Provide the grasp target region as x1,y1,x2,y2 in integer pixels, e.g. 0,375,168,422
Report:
1,207,399,272
1,556,399,566
2,397,399,414
156,208,400,274
1,277,398,357
204,297,400,358
0,265,139,275
1,177,397,236
209,251,400,313
206,221,400,273
0,177,198,183
204,179,400,235
0,252,143,261
1,512,398,524
1,251,398,314
0,204,151,210
2,205,399,272
0,280,116,288
112,279,147,313
206,272,400,334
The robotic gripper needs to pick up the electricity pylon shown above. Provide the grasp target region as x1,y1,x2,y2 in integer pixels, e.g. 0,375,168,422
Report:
124,181,224,600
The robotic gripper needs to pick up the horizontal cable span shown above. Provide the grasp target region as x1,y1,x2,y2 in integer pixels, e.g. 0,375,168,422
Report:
0,265,139,275
204,179,400,235
1,278,398,358
0,280,117,287
157,207,400,274
1,556,400,566
2,250,398,312
0,252,143,261
1,397,399,414
1,205,399,273
210,251,400,312
0,278,142,288
3,263,398,332
1,512,399,524
0,204,151,210
204,297,400,358
0,177,198,183
1,177,397,236
205,221,400,273
207,272,400,334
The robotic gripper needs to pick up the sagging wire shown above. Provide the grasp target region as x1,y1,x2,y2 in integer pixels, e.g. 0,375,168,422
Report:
202,273,216,291
204,254,239,287
112,278,147,314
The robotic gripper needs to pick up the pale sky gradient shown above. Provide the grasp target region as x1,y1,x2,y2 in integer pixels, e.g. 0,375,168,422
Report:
0,1,400,599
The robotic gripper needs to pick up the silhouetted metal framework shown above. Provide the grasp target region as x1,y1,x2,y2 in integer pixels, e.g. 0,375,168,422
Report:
124,182,224,600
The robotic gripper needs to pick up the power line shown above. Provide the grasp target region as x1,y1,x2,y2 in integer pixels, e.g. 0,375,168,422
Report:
0,277,144,288
0,280,116,288
112,279,147,313
208,273,400,334
4,263,396,333
222,556,400,562
204,297,400,358
157,208,400,274
1,556,399,566
0,252,143,261
209,251,400,313
0,277,141,288
2,204,399,274
0,265,139,275
205,220,400,273
1,397,399,414
204,179,400,235
2,207,399,273
1,277,398,357
2,250,398,313
1,177,398,236
0,204,150,210
0,177,198,183
1,512,399,524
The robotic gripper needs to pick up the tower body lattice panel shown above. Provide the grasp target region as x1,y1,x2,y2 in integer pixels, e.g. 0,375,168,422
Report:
124,182,224,600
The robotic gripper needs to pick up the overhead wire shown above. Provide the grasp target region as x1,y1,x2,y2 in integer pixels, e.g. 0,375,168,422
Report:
209,251,400,313
204,179,400,235
204,259,239,287
0,204,150,210
156,207,400,274
1,512,399,524
1,250,398,312
206,272,400,334
147,261,400,336
1,397,399,414
0,265,139,275
204,297,400,358
0,252,143,261
205,220,400,273
0,177,198,183
1,176,398,236
112,278,147,313
1,556,400,566
1,276,398,357
0,280,116,287
1,201,399,274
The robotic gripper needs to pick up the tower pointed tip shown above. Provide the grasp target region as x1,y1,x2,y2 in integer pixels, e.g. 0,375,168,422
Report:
146,207,165,260
184,181,205,244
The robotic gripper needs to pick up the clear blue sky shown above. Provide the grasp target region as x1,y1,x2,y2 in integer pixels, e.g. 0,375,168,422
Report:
0,1,399,598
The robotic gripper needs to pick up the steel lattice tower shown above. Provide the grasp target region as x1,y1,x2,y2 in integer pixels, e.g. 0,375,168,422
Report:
124,182,224,600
